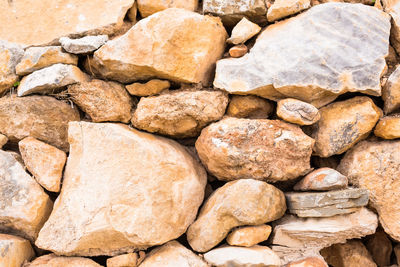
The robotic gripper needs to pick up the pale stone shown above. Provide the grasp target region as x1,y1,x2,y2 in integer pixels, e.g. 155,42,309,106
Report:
294,168,348,191
277,98,320,125
214,3,390,108
132,89,228,138
365,231,392,267
286,257,328,267
227,17,261,45
195,117,314,182
226,95,273,119
107,253,138,267
92,8,227,84
0,0,135,47
226,225,272,247
267,0,311,22
0,134,7,148
137,0,198,17
374,115,400,139
15,46,78,76
19,137,67,192
187,179,286,252
0,41,24,94
0,234,34,267
229,45,248,58
60,35,108,54
68,79,133,123
25,254,102,267
383,65,400,113
125,79,170,96
17,64,89,97
384,0,400,54
35,121,207,256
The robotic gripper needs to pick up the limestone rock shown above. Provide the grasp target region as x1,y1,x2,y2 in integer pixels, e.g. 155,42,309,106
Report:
374,115,400,139
294,168,348,191
277,98,320,125
229,45,248,58
226,224,272,247
0,134,7,148
227,17,261,45
25,254,102,267
0,0,135,47
286,257,328,267
137,0,198,17
107,253,138,267
125,79,170,96
187,179,286,252
267,0,311,22
92,8,227,84
60,35,108,54
312,97,381,157
35,121,207,256
0,234,34,267
226,95,273,119
384,0,400,54
0,41,24,94
19,137,67,192
0,95,80,151
365,231,392,267
68,79,133,123
383,65,400,114
132,89,228,138
17,64,89,97
214,3,390,108
15,46,78,76
195,117,314,182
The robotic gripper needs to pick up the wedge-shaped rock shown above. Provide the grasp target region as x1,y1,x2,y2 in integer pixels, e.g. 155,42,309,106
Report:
227,17,261,45
25,254,102,267
0,41,23,94
214,3,390,107
60,35,108,54
383,65,400,113
92,8,227,84
384,0,400,54
35,122,207,256
277,98,320,125
195,117,314,182
227,225,272,247
137,0,198,17
0,234,34,267
267,0,311,22
294,168,348,191
374,115,400,139
107,253,139,267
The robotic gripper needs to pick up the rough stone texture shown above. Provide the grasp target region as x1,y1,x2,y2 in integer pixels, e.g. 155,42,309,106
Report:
19,137,67,192
395,244,400,266
229,45,248,58
0,234,34,267
365,231,392,267
195,117,314,182
214,3,390,108
0,41,24,94
25,254,102,267
137,0,198,17
0,134,7,149
106,253,138,267
374,115,400,139
277,98,320,125
92,8,227,84
384,0,400,54
0,0,135,47
312,97,382,157
68,79,133,123
125,79,170,96
226,95,273,119
187,179,286,252
139,241,208,267
0,150,52,241
337,140,400,241
383,65,400,114
267,0,311,22
60,35,108,54
132,89,228,138
227,17,261,45
226,224,272,247
0,95,80,151
294,168,348,191
286,257,328,267
35,122,207,256
15,46,78,76
17,64,89,97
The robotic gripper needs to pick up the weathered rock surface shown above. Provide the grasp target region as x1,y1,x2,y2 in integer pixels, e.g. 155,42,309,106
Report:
132,89,228,138
0,41,23,94
195,117,314,182
19,137,67,192
277,98,320,125
226,95,273,119
125,79,170,96
227,17,261,45
60,35,108,54
267,0,311,22
187,179,286,252
25,254,102,267
229,45,248,58
226,224,272,247
35,122,207,256
107,252,138,267
395,244,400,266
214,3,390,107
286,257,328,267
0,234,34,267
383,65,400,114
92,8,227,84
384,0,400,54
0,134,7,149
374,115,400,139
137,0,198,17
312,97,381,157
68,79,133,123
365,230,392,267
0,95,80,151
294,168,348,191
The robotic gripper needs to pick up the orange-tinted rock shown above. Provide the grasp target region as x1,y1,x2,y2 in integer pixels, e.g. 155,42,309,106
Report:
125,79,170,96
374,115,400,139
107,252,138,267
137,0,198,17
226,224,272,247
229,45,248,58
287,257,328,267
294,168,348,191
382,65,400,114
59,35,108,54
226,95,273,119
0,234,34,267
267,0,311,22
0,41,23,94
227,18,261,45
25,254,102,267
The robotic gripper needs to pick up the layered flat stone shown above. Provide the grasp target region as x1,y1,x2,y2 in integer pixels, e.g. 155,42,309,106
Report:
0,41,23,94
60,35,108,54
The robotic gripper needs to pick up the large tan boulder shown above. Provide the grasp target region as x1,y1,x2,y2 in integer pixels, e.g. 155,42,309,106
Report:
0,41,23,94
137,0,198,17
0,234,35,267
25,254,102,267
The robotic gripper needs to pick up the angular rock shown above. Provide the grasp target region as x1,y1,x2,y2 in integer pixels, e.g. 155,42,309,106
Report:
294,168,348,191
25,254,102,267
137,0,198,17
60,35,108,54
35,122,207,256
312,97,381,157
132,89,228,138
17,64,89,97
0,41,24,94
195,117,314,182
226,95,273,119
214,3,390,108
107,253,138,267
226,224,272,247
15,46,78,76
0,234,34,267
277,98,320,125
227,17,261,45
374,115,400,139
0,134,7,148
365,230,392,267
92,8,227,84
125,79,170,96
68,79,133,123
19,137,67,192
0,95,80,151
267,0,311,22
229,45,248,58
384,0,400,54
383,65,400,114
286,257,328,267
187,179,286,252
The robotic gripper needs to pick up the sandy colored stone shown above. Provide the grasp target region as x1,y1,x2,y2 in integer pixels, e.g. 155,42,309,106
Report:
107,253,138,267
187,179,286,252
312,97,381,157
229,45,248,58
226,224,272,247
365,230,392,267
384,0,400,54
125,79,170,96
132,89,228,138
19,137,67,192
92,8,227,84
15,46,78,76
35,121,207,256
0,41,24,94
267,0,311,22
227,17,261,45
25,254,102,267
294,168,348,191
68,79,133,123
226,95,273,119
137,0,198,17
286,257,328,267
214,3,390,108
195,117,314,182
383,65,400,113
0,134,7,148
0,234,34,267
0,0,135,47
60,35,108,54
277,98,320,125
374,115,400,139
0,95,79,151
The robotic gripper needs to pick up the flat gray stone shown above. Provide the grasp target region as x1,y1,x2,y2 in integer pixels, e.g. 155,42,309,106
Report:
60,35,108,54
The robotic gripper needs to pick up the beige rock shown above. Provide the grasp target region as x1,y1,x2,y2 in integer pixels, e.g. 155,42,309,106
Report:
68,79,133,123
0,234,34,267
267,0,311,22
227,17,261,45
286,257,328,267
132,89,228,138
107,252,138,267
0,134,7,148
35,121,207,256
226,224,272,247
226,95,273,119
277,98,320,125
229,45,248,58
125,79,170,96
365,230,392,267
195,117,314,182
383,65,400,113
15,46,78,76
384,0,400,54
0,95,80,151
0,41,24,94
374,115,400,139
294,168,348,191
92,8,227,84
60,35,108,54
137,0,198,17
312,97,381,157
25,254,102,267
0,0,135,47
19,137,67,192
187,179,286,252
